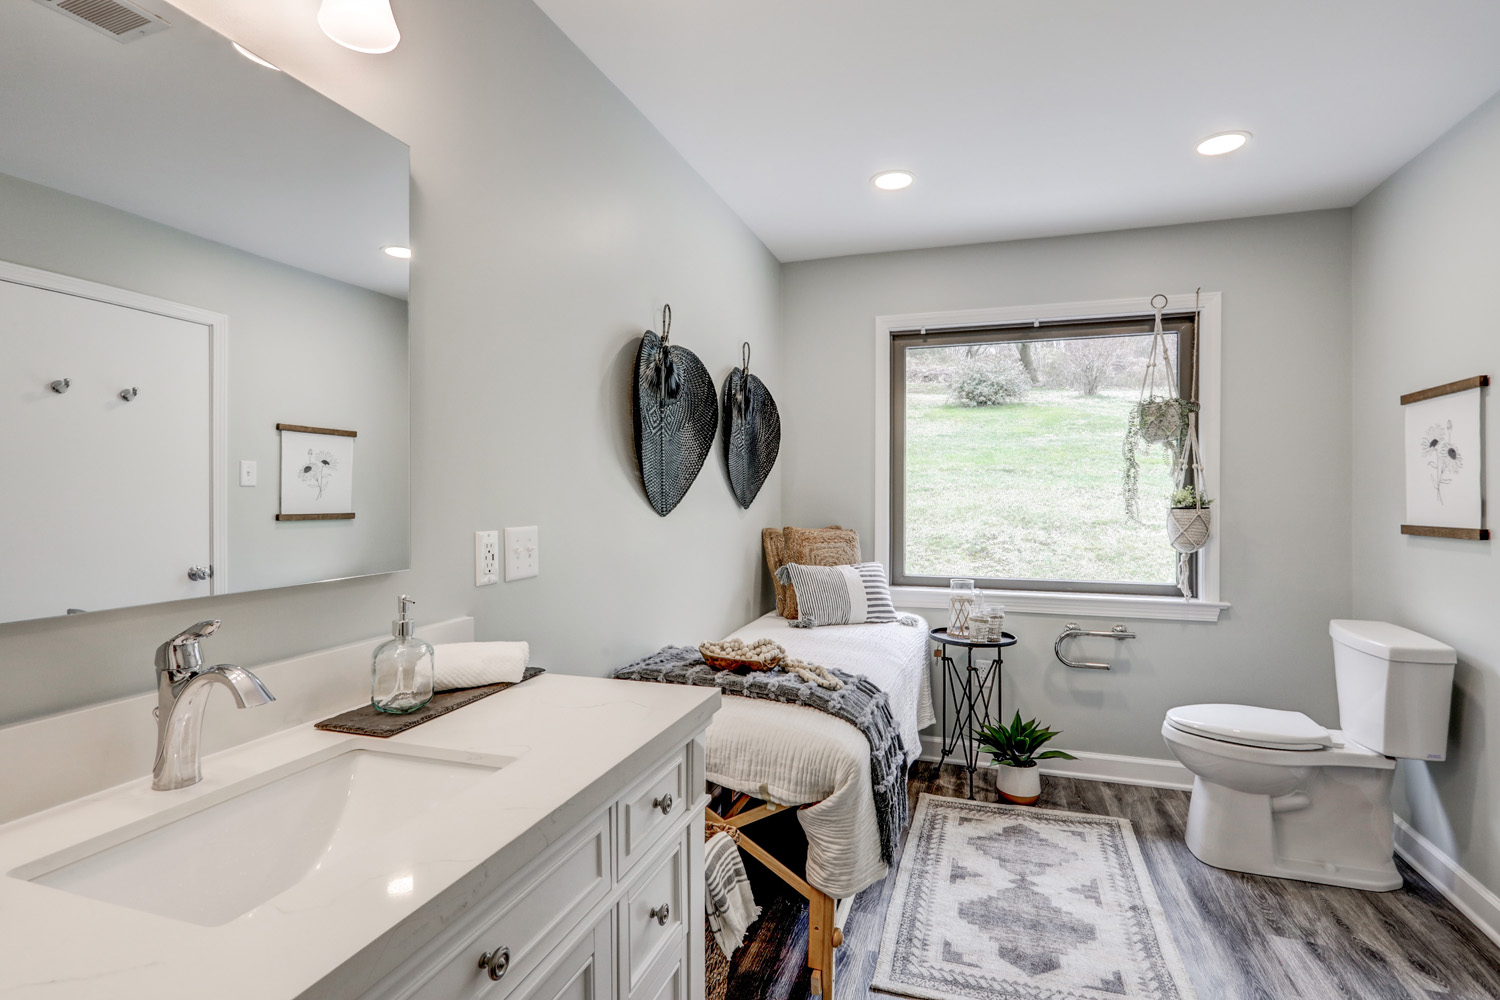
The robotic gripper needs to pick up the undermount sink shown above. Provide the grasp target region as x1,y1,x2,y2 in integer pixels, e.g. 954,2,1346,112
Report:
11,744,511,926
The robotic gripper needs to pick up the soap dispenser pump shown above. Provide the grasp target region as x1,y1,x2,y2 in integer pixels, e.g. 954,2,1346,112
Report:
371,595,435,713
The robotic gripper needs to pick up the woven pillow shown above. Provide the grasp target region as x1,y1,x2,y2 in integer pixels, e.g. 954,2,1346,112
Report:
766,526,860,619
775,561,897,626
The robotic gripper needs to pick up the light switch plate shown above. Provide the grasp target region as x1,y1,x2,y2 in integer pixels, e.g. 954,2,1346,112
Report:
504,526,538,581
475,530,499,586
239,460,257,487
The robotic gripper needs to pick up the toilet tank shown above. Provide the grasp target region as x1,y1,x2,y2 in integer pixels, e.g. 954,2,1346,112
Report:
1329,620,1456,760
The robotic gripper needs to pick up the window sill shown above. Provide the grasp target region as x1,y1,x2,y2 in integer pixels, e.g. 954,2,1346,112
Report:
889,586,1228,623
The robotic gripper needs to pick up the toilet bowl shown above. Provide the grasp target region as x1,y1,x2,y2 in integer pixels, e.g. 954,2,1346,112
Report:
1161,711,1399,890
1162,621,1456,892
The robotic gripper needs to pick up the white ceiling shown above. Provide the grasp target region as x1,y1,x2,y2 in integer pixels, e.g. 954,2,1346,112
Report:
0,0,409,298
533,0,1500,263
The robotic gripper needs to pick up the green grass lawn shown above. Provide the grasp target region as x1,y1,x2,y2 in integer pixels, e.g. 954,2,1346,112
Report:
904,386,1178,584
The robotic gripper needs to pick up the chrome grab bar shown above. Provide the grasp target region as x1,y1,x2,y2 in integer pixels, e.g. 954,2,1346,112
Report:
1055,623,1135,670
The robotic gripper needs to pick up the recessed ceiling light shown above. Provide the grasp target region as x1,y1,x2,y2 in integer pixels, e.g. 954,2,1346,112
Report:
872,170,914,191
232,42,281,71
382,245,412,260
1196,131,1251,157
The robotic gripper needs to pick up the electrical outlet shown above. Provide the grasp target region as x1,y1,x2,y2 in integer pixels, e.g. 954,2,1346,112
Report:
475,530,499,586
239,460,257,487
504,526,538,581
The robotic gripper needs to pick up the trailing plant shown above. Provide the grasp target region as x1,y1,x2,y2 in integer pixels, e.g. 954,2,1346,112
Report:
1121,396,1198,522
975,711,1077,768
1169,485,1213,509
947,355,1031,407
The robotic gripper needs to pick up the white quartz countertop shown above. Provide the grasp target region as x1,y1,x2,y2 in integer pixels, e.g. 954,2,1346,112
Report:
0,674,720,999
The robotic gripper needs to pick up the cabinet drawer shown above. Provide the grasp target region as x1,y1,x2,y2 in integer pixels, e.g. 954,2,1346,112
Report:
403,812,611,1000
619,831,685,995
630,933,685,1000
507,910,613,1000
617,746,687,877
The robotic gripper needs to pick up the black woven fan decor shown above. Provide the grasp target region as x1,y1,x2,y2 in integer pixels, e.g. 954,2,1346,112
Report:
632,305,718,516
722,342,780,509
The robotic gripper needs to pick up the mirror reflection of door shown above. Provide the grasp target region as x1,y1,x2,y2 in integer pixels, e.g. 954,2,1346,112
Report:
0,276,214,621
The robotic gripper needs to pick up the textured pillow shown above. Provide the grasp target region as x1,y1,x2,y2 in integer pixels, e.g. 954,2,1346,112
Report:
775,562,897,626
779,526,860,619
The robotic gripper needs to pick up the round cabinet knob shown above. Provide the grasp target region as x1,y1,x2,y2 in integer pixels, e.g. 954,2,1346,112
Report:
652,793,674,815
649,902,671,926
478,946,511,982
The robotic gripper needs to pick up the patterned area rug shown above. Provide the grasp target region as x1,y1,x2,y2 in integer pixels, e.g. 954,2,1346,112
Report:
873,794,1198,1000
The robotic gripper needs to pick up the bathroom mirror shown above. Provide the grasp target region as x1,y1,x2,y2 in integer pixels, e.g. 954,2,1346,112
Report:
0,0,411,624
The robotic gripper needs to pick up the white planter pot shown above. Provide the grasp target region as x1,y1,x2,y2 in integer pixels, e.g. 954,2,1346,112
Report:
995,763,1041,805
1167,506,1212,553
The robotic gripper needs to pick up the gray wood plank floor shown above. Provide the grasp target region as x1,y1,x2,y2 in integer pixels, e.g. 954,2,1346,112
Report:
722,762,1500,1000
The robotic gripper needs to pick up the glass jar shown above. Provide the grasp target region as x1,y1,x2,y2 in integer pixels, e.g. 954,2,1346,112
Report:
948,579,976,637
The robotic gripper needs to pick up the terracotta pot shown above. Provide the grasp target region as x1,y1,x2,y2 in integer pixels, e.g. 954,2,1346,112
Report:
995,763,1041,805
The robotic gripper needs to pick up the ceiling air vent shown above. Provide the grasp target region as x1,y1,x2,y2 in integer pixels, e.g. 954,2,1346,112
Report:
32,0,170,43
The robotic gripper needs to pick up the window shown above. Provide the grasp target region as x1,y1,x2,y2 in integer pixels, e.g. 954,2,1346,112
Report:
889,312,1201,597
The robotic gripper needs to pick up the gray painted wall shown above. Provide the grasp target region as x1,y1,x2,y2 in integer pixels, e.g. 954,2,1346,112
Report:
1351,90,1500,893
0,0,781,727
779,211,1354,759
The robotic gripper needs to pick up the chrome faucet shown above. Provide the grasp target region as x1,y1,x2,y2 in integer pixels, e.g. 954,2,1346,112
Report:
153,620,275,791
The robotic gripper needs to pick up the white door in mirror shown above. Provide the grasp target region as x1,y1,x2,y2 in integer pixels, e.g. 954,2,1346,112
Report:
505,526,539,581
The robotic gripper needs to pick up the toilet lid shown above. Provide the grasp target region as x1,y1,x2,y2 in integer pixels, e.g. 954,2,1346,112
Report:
1166,704,1335,751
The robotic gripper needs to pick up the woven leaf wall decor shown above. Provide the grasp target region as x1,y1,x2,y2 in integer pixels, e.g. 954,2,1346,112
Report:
631,307,718,516
721,342,780,509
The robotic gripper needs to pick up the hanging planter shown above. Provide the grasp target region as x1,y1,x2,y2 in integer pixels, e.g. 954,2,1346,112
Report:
1121,296,1195,522
1167,486,1213,553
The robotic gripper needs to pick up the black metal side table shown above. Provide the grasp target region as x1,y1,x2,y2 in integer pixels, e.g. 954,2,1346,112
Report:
931,627,1017,799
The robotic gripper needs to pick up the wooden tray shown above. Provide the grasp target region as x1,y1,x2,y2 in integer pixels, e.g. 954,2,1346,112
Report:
700,651,782,672
314,667,544,737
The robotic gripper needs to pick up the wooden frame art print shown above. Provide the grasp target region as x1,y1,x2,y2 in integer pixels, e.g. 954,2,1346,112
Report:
1401,376,1488,540
276,423,356,521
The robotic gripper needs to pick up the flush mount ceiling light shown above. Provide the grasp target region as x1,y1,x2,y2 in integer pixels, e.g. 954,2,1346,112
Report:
1196,131,1252,156
317,0,401,54
382,245,412,260
872,170,914,191
231,42,281,71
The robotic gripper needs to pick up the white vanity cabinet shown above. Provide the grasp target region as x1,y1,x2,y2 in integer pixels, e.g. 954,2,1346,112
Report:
359,738,706,1000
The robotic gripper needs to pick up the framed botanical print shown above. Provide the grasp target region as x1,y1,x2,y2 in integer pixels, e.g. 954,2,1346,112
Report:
1402,376,1488,540
276,423,356,521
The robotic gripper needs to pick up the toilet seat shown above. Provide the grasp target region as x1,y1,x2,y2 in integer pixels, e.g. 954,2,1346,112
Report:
1166,703,1336,751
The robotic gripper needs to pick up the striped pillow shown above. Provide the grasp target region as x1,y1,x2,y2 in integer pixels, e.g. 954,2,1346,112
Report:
774,562,897,626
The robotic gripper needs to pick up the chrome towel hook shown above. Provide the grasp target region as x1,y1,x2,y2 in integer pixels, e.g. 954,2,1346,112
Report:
1055,623,1136,670
49,378,71,393
119,387,139,401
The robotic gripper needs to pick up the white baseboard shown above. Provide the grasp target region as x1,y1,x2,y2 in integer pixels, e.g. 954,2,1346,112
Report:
918,735,1193,790
1394,816,1500,948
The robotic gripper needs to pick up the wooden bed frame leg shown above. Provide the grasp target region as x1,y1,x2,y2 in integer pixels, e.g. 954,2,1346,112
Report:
807,889,837,998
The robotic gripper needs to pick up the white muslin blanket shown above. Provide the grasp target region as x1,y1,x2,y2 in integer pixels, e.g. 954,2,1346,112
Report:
433,641,529,691
704,614,936,899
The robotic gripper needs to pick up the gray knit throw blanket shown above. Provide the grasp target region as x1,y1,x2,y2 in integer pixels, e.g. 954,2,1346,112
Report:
614,645,908,867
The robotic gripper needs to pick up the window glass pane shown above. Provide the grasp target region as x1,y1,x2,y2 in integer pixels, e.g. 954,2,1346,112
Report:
903,334,1179,585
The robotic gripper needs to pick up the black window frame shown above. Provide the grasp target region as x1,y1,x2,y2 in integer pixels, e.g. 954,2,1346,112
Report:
889,312,1200,597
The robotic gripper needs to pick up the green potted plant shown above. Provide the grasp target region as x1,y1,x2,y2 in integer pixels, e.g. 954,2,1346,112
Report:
1168,485,1213,554
976,711,1077,805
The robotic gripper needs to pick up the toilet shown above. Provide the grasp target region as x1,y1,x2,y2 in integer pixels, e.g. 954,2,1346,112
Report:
1161,620,1456,891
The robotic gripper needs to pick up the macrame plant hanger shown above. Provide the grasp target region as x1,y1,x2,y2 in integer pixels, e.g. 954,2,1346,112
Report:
1167,289,1211,597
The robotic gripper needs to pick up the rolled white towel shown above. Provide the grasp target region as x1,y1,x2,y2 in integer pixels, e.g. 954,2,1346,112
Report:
433,641,529,691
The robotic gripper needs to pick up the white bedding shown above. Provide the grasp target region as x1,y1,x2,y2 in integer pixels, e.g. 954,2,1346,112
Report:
703,613,935,898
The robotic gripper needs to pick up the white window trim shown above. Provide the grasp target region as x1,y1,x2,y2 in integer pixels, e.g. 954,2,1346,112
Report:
874,292,1227,623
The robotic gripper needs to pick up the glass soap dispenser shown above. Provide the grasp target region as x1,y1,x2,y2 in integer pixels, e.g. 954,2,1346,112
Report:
371,595,435,714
